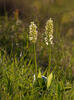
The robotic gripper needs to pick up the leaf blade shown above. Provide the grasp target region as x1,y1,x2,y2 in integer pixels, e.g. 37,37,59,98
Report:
47,73,53,89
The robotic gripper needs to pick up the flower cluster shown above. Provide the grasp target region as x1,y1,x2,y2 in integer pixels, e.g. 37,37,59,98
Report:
29,22,38,43
45,18,53,45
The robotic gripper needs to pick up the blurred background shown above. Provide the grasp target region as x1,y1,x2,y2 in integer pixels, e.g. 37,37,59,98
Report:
0,0,74,38
0,0,74,73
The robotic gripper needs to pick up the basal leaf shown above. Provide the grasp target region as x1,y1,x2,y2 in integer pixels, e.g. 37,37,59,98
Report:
47,73,53,89
38,69,41,78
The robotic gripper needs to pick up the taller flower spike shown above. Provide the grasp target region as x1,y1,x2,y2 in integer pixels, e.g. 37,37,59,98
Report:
29,22,38,43
45,18,53,45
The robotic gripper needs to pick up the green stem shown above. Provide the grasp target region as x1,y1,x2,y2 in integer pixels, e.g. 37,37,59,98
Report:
48,44,51,74
34,43,37,79
20,91,22,100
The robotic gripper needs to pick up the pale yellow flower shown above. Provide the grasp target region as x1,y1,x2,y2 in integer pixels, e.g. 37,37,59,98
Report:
29,22,37,43
45,18,53,45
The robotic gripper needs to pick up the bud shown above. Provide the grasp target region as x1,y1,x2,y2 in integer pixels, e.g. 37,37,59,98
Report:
14,9,19,20
29,22,37,43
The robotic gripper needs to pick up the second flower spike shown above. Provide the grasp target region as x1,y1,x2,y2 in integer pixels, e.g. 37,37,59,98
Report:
45,18,54,45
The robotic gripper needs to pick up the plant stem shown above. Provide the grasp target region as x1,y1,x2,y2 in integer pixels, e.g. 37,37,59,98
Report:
34,43,37,79
48,44,51,74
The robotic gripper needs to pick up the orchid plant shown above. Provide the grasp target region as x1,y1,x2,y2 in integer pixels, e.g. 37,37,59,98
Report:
29,19,53,90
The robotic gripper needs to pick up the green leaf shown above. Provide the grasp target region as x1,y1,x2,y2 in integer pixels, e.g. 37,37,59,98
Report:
64,87,72,91
38,69,41,78
47,73,53,89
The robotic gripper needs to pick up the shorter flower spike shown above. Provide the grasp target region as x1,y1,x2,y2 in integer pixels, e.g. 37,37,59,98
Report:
29,22,38,43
